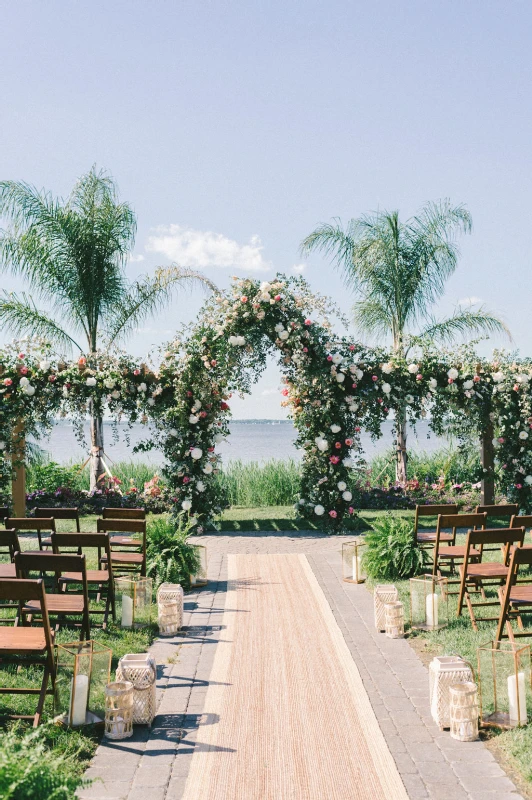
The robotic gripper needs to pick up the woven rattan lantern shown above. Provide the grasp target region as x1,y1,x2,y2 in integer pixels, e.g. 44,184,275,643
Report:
115,576,153,628
429,656,474,729
409,574,449,631
342,540,367,584
449,682,479,742
384,601,405,639
157,582,184,637
477,641,532,728
116,653,157,726
190,545,208,587
54,640,112,727
104,681,134,740
374,585,398,631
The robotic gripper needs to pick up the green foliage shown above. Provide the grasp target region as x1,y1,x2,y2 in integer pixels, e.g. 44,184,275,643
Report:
368,447,482,487
146,516,201,588
363,515,428,580
213,459,301,507
0,724,89,799
26,461,83,493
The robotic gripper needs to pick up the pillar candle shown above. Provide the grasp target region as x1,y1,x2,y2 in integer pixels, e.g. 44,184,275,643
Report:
121,594,133,628
70,673,89,726
508,672,527,724
426,593,439,628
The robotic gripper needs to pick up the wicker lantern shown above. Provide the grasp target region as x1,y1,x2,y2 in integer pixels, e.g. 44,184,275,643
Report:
449,682,479,742
409,574,449,631
54,640,112,727
342,540,367,584
157,582,184,637
190,545,208,587
374,585,398,631
115,576,153,628
384,601,405,639
116,653,157,726
429,656,474,729
104,681,134,740
477,641,532,728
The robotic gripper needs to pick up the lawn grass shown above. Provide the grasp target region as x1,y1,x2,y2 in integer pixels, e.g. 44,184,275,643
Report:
218,505,413,532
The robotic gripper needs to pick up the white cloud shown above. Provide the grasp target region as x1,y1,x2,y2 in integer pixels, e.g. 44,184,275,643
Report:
292,263,306,274
458,296,483,306
129,254,145,263
146,225,271,271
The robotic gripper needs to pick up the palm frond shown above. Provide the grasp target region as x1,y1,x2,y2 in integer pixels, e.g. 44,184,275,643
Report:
417,306,512,346
0,292,82,353
299,220,363,290
353,299,393,339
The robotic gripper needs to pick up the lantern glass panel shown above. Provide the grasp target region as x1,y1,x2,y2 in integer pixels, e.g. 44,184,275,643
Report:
342,540,367,583
191,545,208,587
115,576,153,628
54,640,111,726
409,574,449,631
477,641,532,728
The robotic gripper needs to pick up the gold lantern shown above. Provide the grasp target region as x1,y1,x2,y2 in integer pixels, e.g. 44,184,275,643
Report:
384,601,405,639
374,585,398,631
449,682,479,742
477,641,532,728
342,540,367,584
429,656,474,729
115,576,153,628
409,574,449,631
190,545,208,588
54,640,112,727
104,681,134,740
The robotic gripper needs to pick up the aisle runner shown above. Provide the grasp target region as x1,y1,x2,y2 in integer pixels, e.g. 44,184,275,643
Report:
181,554,408,800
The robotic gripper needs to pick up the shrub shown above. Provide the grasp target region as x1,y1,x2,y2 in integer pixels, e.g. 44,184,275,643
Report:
146,517,201,589
0,724,89,799
26,461,83,494
363,514,429,580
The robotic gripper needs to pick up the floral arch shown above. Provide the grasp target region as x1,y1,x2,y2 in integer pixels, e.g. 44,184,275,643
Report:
1,274,532,532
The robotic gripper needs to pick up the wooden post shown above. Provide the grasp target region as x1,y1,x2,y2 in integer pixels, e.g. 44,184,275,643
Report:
11,421,26,517
481,420,495,506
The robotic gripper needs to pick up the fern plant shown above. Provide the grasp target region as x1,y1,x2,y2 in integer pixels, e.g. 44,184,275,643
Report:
146,517,201,589
362,515,428,580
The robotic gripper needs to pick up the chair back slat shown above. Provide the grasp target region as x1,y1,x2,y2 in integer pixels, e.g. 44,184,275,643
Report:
466,527,525,546
0,576,47,603
102,508,145,520
416,504,458,519
476,504,519,518
15,551,86,575
97,518,145,533
51,532,112,561
0,529,21,560
6,517,56,531
0,506,10,521
34,507,81,532
438,513,487,530
510,514,532,532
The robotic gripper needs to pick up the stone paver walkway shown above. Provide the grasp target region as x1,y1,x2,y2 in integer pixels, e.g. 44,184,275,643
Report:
79,534,525,800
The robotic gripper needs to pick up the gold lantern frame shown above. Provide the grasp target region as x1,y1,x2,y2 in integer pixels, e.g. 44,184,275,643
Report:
115,575,153,629
477,640,532,729
342,540,367,584
54,640,112,727
191,545,208,588
409,574,449,631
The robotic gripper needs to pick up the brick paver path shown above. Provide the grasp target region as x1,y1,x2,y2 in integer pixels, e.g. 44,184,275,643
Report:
79,533,525,800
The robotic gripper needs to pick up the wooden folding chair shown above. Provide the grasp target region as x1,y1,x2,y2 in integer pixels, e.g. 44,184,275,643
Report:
34,507,81,534
52,532,116,626
0,578,55,726
102,507,146,521
0,529,21,578
495,546,532,641
510,514,532,539
6,517,56,550
414,504,459,549
457,527,526,630
432,513,487,585
97,518,146,576
0,507,9,524
15,551,91,640
475,504,519,552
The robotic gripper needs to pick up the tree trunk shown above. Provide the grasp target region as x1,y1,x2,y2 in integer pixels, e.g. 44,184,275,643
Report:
396,406,408,485
481,419,495,505
89,410,105,492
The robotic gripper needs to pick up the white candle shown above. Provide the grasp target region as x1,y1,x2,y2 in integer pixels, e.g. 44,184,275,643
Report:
190,574,197,586
70,674,89,726
121,594,133,628
508,672,527,724
112,715,125,736
426,593,439,628
352,556,359,581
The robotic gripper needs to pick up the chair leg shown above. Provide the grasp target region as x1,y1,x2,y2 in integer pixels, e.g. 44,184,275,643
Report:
33,667,50,728
457,568,467,617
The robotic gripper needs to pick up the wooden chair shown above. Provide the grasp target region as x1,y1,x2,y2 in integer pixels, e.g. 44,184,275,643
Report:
495,546,532,642
0,529,21,578
97,518,146,576
0,578,55,727
0,507,9,524
34,507,81,536
6,517,56,550
432,513,487,584
475,505,519,552
52,532,116,626
102,507,146,520
510,514,532,539
15,551,91,640
457,527,526,629
414,504,459,549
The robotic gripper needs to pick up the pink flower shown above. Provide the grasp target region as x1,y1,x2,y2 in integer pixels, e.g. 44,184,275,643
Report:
498,437,505,443
133,369,141,376
78,356,86,366
274,294,281,301
416,374,422,381
335,442,341,449
329,456,340,464
18,353,25,360
3,378,12,386
448,378,454,384
48,375,56,382
303,347,308,353
211,360,217,366
355,426,361,432
377,398,383,404
345,438,353,446
349,344,355,351
183,477,190,484
372,375,378,382
516,483,523,490
304,319,312,326
187,390,193,397
473,375,481,383
329,510,337,518
241,296,248,303
348,507,355,514
281,388,289,396
327,355,333,362
199,411,207,418
208,446,215,452
352,383,358,389
20,366,28,375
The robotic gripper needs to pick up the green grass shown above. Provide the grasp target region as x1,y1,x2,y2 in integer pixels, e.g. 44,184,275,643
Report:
213,459,301,507
368,445,482,486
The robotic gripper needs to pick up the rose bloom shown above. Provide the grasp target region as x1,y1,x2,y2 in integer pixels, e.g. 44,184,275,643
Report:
448,378,454,384
304,319,312,326
18,353,25,360
330,456,340,464
220,401,230,410
352,383,358,389
303,347,308,353
516,483,523,489
187,391,193,397
349,344,355,351
274,294,281,301
183,477,190,484
377,398,383,404
211,360,217,366
208,446,215,452
200,411,207,418
348,507,355,514
3,378,13,386
345,438,353,446
372,375,378,382
327,355,333,361
355,426,361,432
473,375,481,383
329,510,337,518
48,375,56,382
335,442,341,449
241,296,248,303
498,437,505,443
416,374,422,381
20,366,28,375
133,369,141,376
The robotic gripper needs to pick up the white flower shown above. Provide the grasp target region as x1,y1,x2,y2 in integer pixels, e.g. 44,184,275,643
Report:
279,330,289,341
203,463,213,475
408,363,419,374
196,481,206,492
525,476,532,485
447,368,459,380
191,447,203,459
463,380,474,390
492,371,504,383
382,383,391,394
39,360,50,371
237,336,246,346
298,498,306,505
189,414,199,424
274,323,284,333
103,378,116,389
381,362,394,374
0,441,5,450
22,384,35,396
62,386,69,398
181,499,192,511
137,382,147,393
492,438,500,449
343,457,354,468
147,397,155,406
355,368,363,380
86,376,97,387
19,376,30,388
228,335,239,346
169,428,179,436
330,424,341,433
260,281,271,292
331,353,343,365
336,373,345,383
192,400,202,410
337,481,347,491
405,394,414,404
517,374,530,384
214,433,224,444
314,505,325,516
342,491,353,502
429,378,438,390
519,431,528,440
111,390,121,400
315,437,329,452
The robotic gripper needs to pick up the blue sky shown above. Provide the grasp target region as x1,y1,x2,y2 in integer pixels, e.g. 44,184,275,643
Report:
1,1,531,417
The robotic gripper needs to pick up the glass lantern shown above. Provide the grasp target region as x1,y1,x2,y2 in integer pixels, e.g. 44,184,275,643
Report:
115,576,153,628
190,545,208,588
409,574,449,631
477,641,532,728
54,640,112,726
342,540,367,584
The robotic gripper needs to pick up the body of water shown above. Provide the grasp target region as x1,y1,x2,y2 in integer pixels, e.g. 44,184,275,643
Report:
33,419,450,466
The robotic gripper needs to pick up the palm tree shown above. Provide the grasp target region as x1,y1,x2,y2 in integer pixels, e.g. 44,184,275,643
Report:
301,200,510,483
0,167,216,489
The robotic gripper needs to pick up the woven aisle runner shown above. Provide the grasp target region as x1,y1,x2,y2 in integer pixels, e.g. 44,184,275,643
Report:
181,554,408,800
